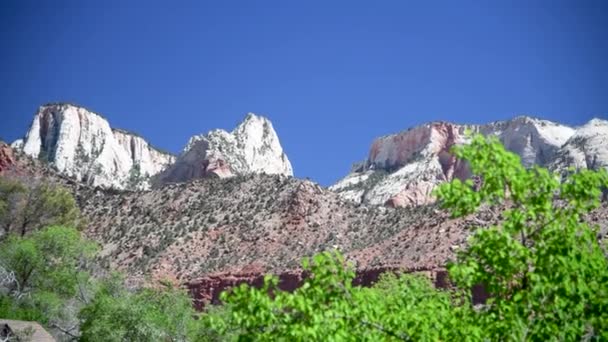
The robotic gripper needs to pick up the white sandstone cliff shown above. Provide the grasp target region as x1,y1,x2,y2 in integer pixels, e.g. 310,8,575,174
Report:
154,113,292,185
550,118,608,171
12,103,175,189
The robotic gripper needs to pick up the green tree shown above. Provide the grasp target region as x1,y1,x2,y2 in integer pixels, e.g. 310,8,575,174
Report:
434,134,608,340
0,226,97,337
125,162,148,190
0,177,26,234
0,176,82,237
79,276,205,342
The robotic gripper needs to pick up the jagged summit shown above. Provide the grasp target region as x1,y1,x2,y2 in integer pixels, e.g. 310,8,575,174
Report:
331,116,602,208
153,112,292,185
12,103,175,189
551,117,608,171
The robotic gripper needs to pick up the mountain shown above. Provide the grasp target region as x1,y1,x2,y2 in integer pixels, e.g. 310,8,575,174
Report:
0,140,473,286
12,103,175,189
330,116,607,207
153,113,292,185
2,118,607,307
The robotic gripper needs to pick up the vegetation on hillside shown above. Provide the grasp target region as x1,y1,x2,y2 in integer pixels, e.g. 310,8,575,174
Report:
1,134,607,340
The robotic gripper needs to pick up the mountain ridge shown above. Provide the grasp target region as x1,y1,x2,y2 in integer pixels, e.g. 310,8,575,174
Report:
331,116,606,207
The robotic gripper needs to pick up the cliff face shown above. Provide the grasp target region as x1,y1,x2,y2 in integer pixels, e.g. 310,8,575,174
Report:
154,113,292,185
12,104,175,189
187,267,463,309
331,116,585,207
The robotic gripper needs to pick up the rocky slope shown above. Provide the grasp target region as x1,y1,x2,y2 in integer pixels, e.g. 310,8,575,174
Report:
70,166,608,306
79,175,451,283
330,116,607,207
153,113,292,184
12,103,175,189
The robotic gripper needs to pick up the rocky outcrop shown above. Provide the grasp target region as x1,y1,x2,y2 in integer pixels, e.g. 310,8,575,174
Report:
550,118,608,171
188,270,305,308
12,104,175,189
185,266,493,310
331,116,588,207
0,142,15,174
154,113,292,185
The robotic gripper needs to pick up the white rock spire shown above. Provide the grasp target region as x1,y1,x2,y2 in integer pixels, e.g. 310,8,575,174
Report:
154,112,293,185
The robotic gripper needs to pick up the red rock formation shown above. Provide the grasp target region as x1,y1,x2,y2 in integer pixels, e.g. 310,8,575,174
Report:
373,123,472,207
0,142,15,174
287,181,322,221
187,270,305,309
186,266,489,310
368,125,432,170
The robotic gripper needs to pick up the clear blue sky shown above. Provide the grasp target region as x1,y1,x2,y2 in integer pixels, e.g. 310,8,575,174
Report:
1,1,607,185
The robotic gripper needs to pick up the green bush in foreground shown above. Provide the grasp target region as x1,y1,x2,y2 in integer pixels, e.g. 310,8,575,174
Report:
0,225,97,330
79,275,204,342
209,134,608,341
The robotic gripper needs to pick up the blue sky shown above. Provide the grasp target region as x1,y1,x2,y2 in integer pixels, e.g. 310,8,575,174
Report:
1,1,607,185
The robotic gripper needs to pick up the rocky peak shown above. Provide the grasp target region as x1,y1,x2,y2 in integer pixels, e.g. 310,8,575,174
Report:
12,103,175,189
154,113,292,185
551,118,608,171
478,115,575,166
367,122,468,172
331,116,586,208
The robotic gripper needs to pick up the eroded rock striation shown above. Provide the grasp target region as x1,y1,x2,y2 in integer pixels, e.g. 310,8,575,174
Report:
12,103,175,189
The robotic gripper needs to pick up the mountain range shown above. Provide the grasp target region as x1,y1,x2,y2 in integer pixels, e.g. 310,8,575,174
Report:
4,103,608,304
12,104,608,207
332,116,608,207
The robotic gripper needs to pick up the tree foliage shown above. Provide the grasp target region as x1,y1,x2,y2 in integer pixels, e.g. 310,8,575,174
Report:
0,226,97,330
79,275,205,342
207,251,479,341
0,176,82,237
435,134,608,340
